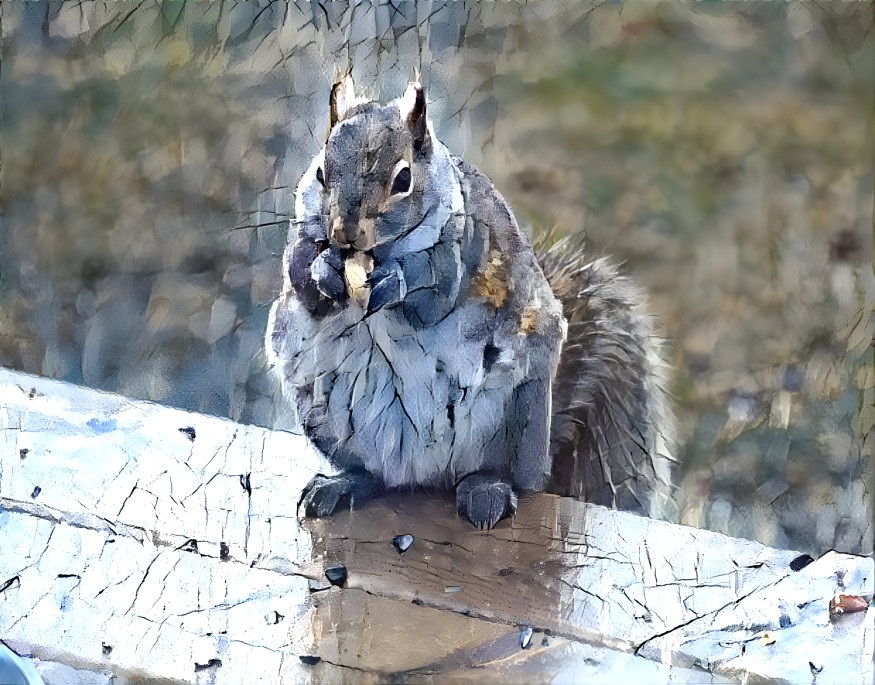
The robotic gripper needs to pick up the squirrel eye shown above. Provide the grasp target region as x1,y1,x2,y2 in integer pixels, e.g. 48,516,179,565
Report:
316,166,325,187
391,166,411,195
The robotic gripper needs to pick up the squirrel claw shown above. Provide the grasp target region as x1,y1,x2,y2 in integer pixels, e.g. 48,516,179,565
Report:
456,476,518,529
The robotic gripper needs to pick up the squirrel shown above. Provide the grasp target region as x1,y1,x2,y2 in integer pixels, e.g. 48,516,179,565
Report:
267,78,674,529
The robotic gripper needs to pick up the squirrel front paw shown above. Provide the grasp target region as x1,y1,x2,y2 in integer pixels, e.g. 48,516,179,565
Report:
310,247,347,302
367,264,405,312
455,474,518,530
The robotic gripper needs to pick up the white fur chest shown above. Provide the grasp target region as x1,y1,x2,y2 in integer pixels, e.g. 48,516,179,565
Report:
271,296,525,489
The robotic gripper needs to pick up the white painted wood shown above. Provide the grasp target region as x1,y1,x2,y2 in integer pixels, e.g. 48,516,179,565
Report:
0,369,328,683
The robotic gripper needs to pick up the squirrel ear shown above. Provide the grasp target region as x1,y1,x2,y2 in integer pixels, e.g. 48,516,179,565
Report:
400,82,431,156
329,75,357,132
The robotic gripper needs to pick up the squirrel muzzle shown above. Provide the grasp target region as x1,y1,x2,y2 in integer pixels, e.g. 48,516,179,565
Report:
330,214,376,251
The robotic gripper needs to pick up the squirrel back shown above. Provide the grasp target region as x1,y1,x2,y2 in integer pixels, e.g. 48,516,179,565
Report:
267,78,674,527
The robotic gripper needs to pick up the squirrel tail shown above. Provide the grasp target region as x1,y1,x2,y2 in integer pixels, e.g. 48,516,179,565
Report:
537,236,677,520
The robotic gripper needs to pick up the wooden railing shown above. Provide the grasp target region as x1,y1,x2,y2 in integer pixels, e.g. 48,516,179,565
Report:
0,368,871,684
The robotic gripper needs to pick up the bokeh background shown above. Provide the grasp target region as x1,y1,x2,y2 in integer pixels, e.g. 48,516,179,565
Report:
1,1,872,555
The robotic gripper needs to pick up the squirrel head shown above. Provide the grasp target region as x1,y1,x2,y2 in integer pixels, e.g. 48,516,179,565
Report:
318,78,435,253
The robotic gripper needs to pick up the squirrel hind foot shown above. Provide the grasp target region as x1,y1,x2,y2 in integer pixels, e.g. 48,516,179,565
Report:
455,475,518,530
298,471,380,519
299,474,351,518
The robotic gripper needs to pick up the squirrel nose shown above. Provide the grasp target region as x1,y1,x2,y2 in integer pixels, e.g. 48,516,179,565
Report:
330,217,349,246
331,215,375,251
330,216,357,247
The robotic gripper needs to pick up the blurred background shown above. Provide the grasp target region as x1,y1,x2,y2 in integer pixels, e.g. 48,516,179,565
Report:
1,1,872,555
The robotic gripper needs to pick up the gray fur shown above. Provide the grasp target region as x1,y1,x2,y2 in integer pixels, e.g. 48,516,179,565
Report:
538,240,675,518
267,83,673,526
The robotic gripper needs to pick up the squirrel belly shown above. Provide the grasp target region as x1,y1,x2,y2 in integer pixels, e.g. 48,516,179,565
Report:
267,78,673,528
270,290,559,492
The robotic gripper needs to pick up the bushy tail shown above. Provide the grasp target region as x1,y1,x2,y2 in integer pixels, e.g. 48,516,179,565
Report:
537,237,676,520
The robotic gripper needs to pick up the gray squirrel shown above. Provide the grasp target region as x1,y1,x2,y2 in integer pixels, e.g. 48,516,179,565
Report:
267,78,674,529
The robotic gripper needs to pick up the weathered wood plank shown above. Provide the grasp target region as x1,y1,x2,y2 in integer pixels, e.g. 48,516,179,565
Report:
0,370,322,574
0,509,315,683
307,492,874,683
0,368,872,684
